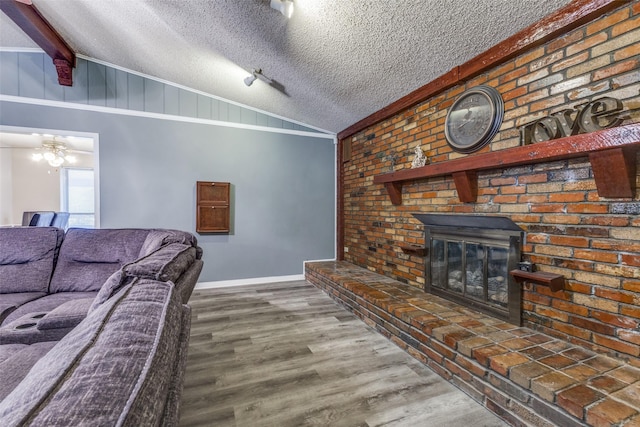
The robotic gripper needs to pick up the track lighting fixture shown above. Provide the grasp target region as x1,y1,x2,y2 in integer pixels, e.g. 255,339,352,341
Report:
244,68,262,87
270,0,293,18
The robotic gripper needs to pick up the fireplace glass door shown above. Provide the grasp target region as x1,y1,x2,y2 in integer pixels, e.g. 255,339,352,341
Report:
425,229,521,324
431,239,504,305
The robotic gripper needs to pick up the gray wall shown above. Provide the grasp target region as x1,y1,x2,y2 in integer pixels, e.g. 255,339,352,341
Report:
0,51,336,282
0,52,323,133
1,101,336,281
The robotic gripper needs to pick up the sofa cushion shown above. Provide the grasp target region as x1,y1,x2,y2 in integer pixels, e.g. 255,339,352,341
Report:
36,298,94,330
0,293,47,326
0,344,28,364
0,227,63,294
0,342,57,401
2,292,97,326
49,228,150,293
0,280,185,426
138,229,198,258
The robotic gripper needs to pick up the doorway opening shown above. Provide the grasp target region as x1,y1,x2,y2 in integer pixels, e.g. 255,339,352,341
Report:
0,125,100,227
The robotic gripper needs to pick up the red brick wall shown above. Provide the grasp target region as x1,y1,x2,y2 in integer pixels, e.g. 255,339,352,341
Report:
342,3,640,358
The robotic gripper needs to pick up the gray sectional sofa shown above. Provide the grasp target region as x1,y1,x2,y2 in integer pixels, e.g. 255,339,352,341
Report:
0,226,203,426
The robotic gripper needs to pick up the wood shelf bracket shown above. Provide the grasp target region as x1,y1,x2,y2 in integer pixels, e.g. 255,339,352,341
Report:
510,269,565,292
385,182,403,205
53,58,73,86
399,245,427,257
452,170,478,203
589,147,637,199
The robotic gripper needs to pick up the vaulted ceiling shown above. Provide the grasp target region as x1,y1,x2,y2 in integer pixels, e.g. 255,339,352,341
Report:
0,0,572,133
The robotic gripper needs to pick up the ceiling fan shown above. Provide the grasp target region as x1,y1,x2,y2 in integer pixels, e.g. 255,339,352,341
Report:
31,139,76,167
0,134,93,167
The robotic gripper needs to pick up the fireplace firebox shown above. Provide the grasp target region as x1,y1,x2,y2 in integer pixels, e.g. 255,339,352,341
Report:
413,214,524,325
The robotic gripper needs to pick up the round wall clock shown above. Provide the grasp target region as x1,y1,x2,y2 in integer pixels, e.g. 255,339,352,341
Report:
444,85,504,153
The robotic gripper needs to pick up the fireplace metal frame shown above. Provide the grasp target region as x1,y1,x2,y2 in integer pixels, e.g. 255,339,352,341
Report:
414,214,524,325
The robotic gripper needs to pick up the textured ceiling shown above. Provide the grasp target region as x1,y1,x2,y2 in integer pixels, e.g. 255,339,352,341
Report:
0,0,572,133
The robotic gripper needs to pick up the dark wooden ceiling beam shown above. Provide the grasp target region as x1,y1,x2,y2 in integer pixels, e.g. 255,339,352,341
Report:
338,0,623,141
0,0,75,86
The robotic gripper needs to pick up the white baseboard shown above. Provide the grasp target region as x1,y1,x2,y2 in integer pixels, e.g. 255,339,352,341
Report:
195,274,305,290
195,258,336,290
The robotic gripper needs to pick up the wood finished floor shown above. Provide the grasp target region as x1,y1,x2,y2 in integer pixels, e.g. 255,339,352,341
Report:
179,281,508,427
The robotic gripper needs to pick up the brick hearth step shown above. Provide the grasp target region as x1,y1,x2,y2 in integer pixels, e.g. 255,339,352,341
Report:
305,261,640,427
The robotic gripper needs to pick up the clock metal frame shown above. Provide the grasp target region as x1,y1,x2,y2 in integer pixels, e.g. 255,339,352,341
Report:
444,85,504,154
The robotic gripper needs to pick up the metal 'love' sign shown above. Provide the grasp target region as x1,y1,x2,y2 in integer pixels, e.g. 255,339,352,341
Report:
519,96,624,145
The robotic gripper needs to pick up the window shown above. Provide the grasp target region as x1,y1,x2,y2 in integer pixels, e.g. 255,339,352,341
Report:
61,168,95,228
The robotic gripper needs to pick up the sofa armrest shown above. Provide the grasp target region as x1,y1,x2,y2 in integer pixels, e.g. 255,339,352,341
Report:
161,304,191,424
124,243,196,283
37,298,94,330
0,312,70,345
0,280,185,426
174,259,203,304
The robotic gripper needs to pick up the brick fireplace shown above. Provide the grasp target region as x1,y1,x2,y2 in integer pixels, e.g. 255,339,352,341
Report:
338,1,640,360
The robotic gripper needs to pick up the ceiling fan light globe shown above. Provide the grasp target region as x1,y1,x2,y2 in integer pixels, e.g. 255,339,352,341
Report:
48,156,64,167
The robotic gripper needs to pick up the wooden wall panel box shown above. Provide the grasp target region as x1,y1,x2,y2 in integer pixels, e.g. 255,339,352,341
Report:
196,181,230,233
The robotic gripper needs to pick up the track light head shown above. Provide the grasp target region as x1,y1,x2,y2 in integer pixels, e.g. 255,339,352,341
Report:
244,68,263,87
270,0,293,18
244,74,257,86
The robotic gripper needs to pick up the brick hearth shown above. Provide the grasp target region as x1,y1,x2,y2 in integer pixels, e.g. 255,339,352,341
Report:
306,261,640,427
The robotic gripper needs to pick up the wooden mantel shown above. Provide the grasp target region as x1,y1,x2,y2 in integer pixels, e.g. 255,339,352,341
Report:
373,123,640,205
